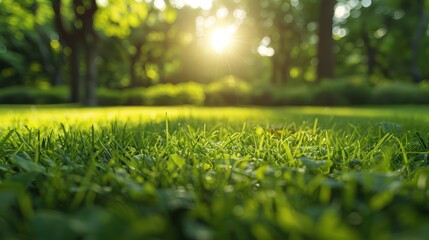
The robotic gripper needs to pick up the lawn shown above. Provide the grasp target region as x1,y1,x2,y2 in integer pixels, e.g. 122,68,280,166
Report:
1,105,429,240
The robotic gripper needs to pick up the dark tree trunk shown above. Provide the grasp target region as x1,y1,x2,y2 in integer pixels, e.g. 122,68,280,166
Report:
130,58,138,88
52,50,65,86
52,0,81,102
317,0,335,81
361,31,377,76
278,37,291,84
130,43,143,88
80,0,99,106
69,43,81,103
280,54,291,84
84,39,97,106
411,0,428,83
53,0,99,105
141,64,152,87
270,54,279,84
31,30,60,86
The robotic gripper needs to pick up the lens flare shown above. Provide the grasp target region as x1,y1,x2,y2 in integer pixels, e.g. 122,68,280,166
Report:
210,27,234,53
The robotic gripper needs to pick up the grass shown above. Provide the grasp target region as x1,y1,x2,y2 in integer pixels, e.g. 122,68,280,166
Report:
1,105,429,240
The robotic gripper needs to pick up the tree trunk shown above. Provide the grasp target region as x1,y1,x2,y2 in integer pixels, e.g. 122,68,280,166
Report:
130,43,143,88
361,30,377,76
279,37,291,84
84,39,97,106
53,0,81,102
317,0,335,81
70,43,81,103
280,54,291,84
130,58,138,88
81,0,99,106
52,50,65,86
77,0,98,106
270,54,279,84
411,0,427,83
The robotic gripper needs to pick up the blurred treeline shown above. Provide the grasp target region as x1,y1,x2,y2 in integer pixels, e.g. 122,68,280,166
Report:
0,0,428,106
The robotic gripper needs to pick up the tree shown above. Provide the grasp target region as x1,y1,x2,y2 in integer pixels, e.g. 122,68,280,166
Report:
333,0,429,81
80,0,99,106
317,0,335,81
411,0,428,83
52,0,82,103
53,0,99,105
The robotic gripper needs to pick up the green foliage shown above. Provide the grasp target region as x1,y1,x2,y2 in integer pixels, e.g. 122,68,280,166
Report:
175,82,205,105
3,78,429,106
274,85,315,106
313,78,372,105
251,84,314,106
97,88,127,106
0,87,68,104
205,75,252,105
371,82,429,104
98,82,204,106
250,84,278,105
144,84,178,105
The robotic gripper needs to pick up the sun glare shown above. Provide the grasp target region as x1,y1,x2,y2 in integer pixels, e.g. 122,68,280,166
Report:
210,27,235,53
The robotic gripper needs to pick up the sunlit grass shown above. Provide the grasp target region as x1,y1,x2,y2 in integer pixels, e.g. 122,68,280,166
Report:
1,105,429,129
1,106,429,239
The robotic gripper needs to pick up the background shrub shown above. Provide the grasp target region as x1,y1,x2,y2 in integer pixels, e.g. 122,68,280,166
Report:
1,78,428,106
144,84,178,105
313,78,371,105
97,88,126,106
0,87,68,104
250,84,277,105
175,82,205,105
123,88,146,105
205,75,252,105
371,82,429,104
0,87,35,104
274,85,315,106
33,87,69,104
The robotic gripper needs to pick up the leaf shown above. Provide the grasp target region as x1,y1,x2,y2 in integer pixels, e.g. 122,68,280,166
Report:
415,132,428,150
10,154,46,174
169,154,186,170
343,172,401,193
378,121,402,134
133,154,156,168
370,191,394,211
184,219,213,240
316,209,358,240
32,211,76,240
299,157,328,168
70,207,128,239
255,165,268,180
0,163,12,172
0,189,17,212
158,188,193,210
7,172,39,187
0,182,34,219
0,129,15,146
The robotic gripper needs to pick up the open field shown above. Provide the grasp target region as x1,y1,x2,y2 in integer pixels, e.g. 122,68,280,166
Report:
1,106,429,239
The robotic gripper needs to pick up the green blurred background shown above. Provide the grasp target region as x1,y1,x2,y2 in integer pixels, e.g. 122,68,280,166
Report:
0,0,428,106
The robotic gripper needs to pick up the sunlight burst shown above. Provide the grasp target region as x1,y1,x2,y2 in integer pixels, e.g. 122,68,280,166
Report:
210,27,235,53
